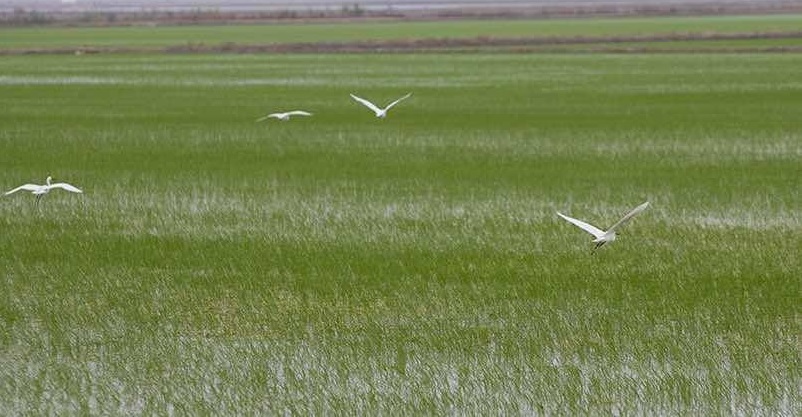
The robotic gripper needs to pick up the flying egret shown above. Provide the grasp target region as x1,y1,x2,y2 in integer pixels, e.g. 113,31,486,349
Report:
557,201,650,253
350,93,411,118
4,176,83,206
256,110,312,122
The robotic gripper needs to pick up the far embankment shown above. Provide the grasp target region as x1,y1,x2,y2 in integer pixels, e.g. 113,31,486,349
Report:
1,13,802,54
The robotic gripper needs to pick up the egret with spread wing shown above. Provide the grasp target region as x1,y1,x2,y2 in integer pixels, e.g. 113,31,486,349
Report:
350,93,411,118
557,201,650,253
5,176,83,206
256,110,312,122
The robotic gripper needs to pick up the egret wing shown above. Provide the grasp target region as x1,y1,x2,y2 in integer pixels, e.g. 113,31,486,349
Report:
384,93,412,111
51,183,83,193
607,201,650,232
255,114,273,122
286,111,312,117
350,94,382,114
4,184,41,195
557,212,606,239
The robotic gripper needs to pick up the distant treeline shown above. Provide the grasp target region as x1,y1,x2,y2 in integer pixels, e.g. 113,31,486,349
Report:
5,31,802,56
2,1,802,27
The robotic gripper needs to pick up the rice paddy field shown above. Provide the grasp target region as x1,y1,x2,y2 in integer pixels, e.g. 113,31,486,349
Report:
0,16,801,415
1,13,802,51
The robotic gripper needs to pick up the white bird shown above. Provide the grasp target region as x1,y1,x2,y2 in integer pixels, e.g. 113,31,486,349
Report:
5,176,83,206
350,93,411,118
256,110,312,122
557,201,650,253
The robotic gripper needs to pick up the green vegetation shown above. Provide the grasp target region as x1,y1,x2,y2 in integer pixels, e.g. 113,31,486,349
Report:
0,13,800,50
0,50,799,413
555,36,802,51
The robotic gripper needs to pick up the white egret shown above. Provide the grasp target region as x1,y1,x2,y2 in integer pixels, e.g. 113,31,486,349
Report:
557,201,650,253
350,93,411,118
5,176,83,206
256,110,312,122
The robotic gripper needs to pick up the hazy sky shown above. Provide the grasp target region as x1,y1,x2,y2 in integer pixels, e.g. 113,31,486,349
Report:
3,0,769,5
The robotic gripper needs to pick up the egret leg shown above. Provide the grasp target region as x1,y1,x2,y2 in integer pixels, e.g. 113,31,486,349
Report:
592,241,605,254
